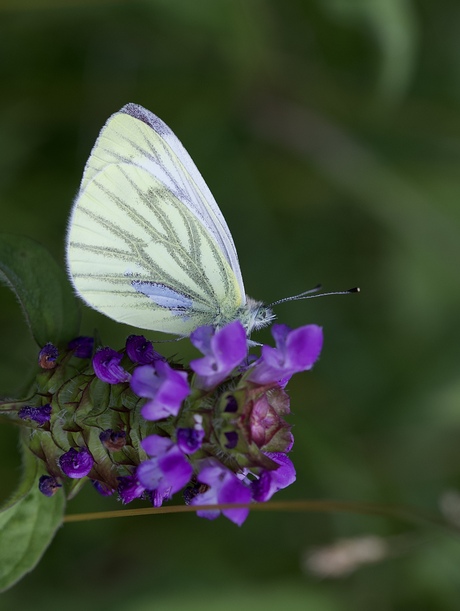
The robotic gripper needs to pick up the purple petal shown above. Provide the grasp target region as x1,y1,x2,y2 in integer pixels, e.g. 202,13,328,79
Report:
132,362,190,421
190,325,214,355
59,447,94,478
176,427,204,454
249,324,323,384
150,488,172,507
137,438,192,498
18,404,52,426
191,459,251,526
271,324,290,351
188,355,216,377
91,480,115,496
219,475,251,526
191,486,220,521
141,434,173,456
251,453,296,502
157,451,193,494
130,364,160,397
153,362,190,412
67,336,94,359
117,475,145,504
125,334,162,364
213,320,247,366
285,325,324,370
190,321,247,389
93,348,130,384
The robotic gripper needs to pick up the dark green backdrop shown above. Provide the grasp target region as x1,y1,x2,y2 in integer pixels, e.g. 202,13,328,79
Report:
2,1,460,608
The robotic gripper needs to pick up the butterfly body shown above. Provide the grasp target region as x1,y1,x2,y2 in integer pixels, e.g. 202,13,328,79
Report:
67,103,274,336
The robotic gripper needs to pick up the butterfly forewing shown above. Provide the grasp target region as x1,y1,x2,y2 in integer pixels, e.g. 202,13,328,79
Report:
78,105,245,296
67,110,245,335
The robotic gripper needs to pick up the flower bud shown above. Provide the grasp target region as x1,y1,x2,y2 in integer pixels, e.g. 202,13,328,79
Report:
38,475,62,497
18,404,52,426
99,429,126,452
125,335,162,364
93,348,130,384
38,343,58,369
68,336,94,359
59,447,94,478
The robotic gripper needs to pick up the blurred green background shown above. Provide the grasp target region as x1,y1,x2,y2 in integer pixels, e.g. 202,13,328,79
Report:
2,0,460,608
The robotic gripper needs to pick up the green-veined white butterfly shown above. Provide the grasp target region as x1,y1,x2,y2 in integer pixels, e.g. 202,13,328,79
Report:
67,103,276,336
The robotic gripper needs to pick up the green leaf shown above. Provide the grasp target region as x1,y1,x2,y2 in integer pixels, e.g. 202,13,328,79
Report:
0,440,65,592
0,234,81,347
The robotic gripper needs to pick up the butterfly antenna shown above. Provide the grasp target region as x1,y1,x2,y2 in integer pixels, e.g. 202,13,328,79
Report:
269,286,360,307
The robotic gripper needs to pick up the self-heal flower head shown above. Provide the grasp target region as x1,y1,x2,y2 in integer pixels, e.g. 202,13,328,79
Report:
251,452,296,502
93,347,131,384
59,447,94,479
125,334,163,365
137,435,193,504
249,324,323,385
38,342,58,369
68,336,94,359
18,404,52,426
131,360,190,421
190,458,252,526
190,320,247,389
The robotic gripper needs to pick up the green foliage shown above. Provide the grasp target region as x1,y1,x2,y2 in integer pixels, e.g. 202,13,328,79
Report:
0,437,65,592
0,234,80,348
322,0,419,102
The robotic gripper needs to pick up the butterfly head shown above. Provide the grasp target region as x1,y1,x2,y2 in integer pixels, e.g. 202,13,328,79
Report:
238,297,276,336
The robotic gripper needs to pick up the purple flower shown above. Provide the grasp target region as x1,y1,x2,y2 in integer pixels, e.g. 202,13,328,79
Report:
249,324,323,385
251,453,296,502
93,347,131,384
91,480,115,496
190,458,251,526
117,475,145,504
38,475,62,497
18,404,52,426
131,361,190,421
59,447,94,478
125,334,162,364
149,489,173,508
190,321,248,389
99,429,126,452
38,343,58,369
176,427,204,454
137,435,193,504
68,336,94,359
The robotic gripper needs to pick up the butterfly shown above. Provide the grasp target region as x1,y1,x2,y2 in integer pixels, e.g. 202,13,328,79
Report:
66,103,276,336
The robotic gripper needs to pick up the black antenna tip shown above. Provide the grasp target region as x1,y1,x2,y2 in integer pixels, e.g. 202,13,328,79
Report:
348,287,360,293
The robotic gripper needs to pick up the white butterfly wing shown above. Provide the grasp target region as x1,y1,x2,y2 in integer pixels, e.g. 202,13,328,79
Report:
79,103,245,296
67,105,245,335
